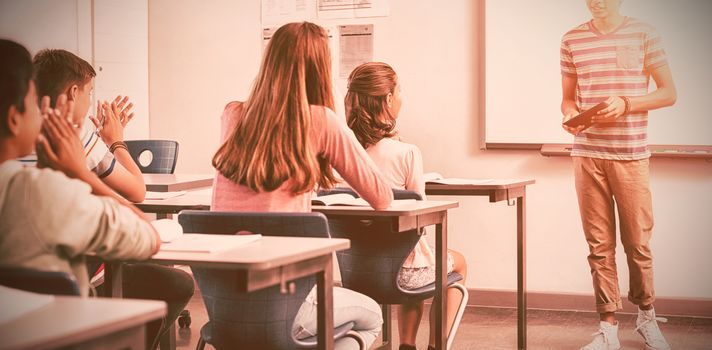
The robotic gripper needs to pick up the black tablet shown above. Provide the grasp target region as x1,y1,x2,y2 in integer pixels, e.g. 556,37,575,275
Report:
563,102,608,130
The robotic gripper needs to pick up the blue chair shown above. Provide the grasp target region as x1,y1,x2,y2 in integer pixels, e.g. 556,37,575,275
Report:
319,188,469,350
0,266,80,296
177,210,364,350
125,140,179,174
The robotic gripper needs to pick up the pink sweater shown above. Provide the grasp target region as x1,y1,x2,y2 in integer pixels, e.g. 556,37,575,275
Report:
212,102,393,212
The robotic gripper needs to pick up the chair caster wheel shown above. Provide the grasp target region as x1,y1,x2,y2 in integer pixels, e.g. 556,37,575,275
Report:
178,310,191,328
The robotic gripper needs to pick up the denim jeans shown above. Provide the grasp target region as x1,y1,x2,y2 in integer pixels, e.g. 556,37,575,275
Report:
292,286,383,350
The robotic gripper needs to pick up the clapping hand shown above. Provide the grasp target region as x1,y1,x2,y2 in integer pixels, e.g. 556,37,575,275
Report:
90,95,134,145
36,94,88,179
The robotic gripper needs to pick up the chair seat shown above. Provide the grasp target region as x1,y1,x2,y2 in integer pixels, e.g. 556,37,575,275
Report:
199,320,356,349
399,272,464,297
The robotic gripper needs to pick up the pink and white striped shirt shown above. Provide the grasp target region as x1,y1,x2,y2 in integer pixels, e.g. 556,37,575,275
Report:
561,17,668,160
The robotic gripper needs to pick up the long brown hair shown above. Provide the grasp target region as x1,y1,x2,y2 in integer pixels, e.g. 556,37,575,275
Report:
345,62,398,148
212,22,336,194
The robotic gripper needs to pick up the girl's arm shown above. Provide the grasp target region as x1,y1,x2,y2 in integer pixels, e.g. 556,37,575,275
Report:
317,107,393,209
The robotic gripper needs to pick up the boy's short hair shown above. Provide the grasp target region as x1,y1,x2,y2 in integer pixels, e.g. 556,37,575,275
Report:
0,39,34,136
33,49,96,107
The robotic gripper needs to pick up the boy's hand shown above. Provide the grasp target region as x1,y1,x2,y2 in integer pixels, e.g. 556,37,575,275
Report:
36,95,88,179
90,96,131,145
562,110,585,135
592,96,626,123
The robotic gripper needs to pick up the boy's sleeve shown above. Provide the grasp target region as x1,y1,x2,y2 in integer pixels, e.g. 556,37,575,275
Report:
29,169,156,261
644,26,668,70
82,126,117,179
560,36,577,77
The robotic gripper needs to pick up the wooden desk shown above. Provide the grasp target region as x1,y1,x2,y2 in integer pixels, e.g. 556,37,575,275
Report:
313,200,459,350
143,174,213,192
104,236,349,350
426,179,535,350
0,296,165,350
136,187,211,218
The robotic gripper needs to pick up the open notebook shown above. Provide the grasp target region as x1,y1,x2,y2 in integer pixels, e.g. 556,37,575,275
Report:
160,234,262,253
311,193,415,207
424,172,493,185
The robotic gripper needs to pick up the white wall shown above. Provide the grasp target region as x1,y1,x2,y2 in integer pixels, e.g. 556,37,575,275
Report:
148,0,712,300
0,0,149,140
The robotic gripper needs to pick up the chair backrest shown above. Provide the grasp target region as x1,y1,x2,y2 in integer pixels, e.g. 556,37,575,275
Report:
0,266,81,296
319,188,426,304
125,140,179,174
177,210,331,350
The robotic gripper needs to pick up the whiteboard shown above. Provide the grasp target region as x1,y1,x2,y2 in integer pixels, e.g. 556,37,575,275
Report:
485,0,712,146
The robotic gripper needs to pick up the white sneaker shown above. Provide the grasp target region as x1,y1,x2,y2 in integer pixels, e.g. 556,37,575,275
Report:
580,321,621,350
635,308,671,350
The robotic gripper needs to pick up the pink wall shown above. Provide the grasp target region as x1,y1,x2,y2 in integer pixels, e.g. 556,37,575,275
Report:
148,0,712,300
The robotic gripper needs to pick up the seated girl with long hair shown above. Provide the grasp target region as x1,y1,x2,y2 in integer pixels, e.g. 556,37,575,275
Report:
211,22,394,350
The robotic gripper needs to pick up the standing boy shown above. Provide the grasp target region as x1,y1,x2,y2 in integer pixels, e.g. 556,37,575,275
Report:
560,1,677,349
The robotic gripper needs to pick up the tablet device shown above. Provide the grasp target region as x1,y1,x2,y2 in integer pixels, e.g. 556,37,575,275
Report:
563,102,608,130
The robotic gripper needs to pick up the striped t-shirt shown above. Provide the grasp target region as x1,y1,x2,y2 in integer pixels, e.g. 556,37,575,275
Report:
560,17,668,160
18,118,116,178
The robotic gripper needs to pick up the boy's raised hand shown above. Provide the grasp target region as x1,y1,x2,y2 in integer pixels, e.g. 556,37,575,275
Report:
36,94,88,179
90,95,133,145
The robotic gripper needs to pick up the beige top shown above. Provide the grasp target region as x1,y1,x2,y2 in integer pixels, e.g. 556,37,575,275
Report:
212,102,393,212
366,138,435,268
0,161,157,296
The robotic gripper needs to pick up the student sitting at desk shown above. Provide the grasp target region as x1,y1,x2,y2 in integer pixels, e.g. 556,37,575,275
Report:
345,62,468,350
211,22,393,350
31,48,194,350
0,38,160,343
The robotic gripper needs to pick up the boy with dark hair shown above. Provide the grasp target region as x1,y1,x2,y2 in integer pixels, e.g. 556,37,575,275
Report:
0,36,160,332
1,40,194,350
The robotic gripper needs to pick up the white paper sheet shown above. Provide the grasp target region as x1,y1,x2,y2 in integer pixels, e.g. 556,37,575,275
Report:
160,234,262,253
0,285,55,325
338,24,373,78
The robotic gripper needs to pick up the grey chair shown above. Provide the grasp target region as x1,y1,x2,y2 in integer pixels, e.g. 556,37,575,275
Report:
319,188,469,350
125,140,179,174
177,210,364,350
0,266,80,296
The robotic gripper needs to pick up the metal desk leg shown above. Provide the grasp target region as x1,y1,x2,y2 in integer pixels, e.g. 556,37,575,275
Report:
434,213,448,350
517,194,527,350
316,255,335,350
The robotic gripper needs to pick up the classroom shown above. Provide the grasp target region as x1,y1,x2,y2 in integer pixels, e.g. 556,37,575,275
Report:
1,1,710,350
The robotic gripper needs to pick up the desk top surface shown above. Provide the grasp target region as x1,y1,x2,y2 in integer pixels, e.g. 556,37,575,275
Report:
0,296,165,350
143,173,213,192
312,200,459,216
150,236,349,269
425,179,535,192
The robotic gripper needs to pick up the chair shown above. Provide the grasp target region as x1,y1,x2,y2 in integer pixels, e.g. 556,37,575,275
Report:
125,140,179,174
319,188,469,350
0,266,80,296
177,210,363,350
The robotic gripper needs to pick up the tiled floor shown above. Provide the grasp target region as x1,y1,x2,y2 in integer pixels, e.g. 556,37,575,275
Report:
175,290,712,350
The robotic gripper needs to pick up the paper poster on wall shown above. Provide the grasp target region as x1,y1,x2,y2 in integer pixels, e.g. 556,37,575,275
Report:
318,0,389,19
338,24,373,78
261,0,309,25
262,26,278,50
